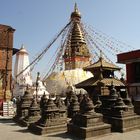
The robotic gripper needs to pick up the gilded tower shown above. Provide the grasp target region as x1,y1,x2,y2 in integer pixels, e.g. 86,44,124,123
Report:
64,4,90,70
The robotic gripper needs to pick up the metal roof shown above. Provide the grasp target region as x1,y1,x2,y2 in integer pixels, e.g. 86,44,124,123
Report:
76,77,125,88
84,57,121,71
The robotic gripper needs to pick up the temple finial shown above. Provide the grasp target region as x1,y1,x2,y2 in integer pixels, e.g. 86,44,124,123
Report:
71,3,81,20
74,3,78,12
21,44,25,49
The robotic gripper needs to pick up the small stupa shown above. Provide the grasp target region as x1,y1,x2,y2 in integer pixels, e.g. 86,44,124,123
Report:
68,94,111,139
14,87,33,123
32,72,49,101
28,98,67,135
21,97,41,126
103,86,140,132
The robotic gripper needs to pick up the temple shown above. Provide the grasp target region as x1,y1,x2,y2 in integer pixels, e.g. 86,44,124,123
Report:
1,3,140,140
13,45,32,97
76,54,125,99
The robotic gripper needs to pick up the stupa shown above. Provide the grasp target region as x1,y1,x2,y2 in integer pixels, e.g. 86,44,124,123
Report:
44,3,93,95
32,72,49,101
103,85,140,132
28,98,67,135
14,87,33,123
21,98,41,126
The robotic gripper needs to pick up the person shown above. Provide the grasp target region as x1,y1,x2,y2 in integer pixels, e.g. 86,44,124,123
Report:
12,96,17,104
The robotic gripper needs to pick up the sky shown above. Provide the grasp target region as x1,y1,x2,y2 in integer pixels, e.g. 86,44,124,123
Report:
1,0,140,79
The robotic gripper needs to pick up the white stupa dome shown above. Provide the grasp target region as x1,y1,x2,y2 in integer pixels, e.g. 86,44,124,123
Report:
44,68,93,95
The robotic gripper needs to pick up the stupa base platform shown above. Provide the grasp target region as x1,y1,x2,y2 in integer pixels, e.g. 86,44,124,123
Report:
67,113,111,139
18,116,41,127
104,114,140,132
68,123,111,139
28,123,67,135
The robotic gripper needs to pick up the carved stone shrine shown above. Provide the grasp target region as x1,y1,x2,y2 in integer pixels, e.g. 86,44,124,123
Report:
14,89,33,123
28,98,67,135
21,98,41,126
103,88,140,132
68,94,111,139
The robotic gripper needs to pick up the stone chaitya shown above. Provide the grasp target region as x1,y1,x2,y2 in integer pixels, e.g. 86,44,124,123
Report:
68,94,111,139
67,92,80,118
94,95,102,113
40,92,48,116
21,97,41,126
103,85,140,132
54,95,67,123
28,98,67,135
13,88,33,123
100,83,118,115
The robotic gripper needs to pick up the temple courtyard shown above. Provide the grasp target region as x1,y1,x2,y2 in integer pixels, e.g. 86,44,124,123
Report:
0,118,140,140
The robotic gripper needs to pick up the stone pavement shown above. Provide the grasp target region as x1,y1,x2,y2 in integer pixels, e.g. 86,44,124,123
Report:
0,119,140,140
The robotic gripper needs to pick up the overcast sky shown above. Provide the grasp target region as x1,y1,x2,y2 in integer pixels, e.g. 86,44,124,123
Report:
1,0,140,78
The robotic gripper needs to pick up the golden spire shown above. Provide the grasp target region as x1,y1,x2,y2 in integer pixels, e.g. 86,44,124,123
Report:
64,3,90,70
70,3,85,45
74,3,79,13
71,3,81,20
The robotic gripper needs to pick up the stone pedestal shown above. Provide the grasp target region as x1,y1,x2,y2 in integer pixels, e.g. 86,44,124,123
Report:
28,98,67,135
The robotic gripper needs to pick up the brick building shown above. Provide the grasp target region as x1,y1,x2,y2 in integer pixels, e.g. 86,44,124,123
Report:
0,24,17,102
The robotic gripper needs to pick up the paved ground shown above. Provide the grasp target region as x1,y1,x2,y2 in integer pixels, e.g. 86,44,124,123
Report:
0,119,140,140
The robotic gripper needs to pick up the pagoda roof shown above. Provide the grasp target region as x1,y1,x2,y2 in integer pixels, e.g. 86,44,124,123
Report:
84,57,121,71
75,77,125,88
